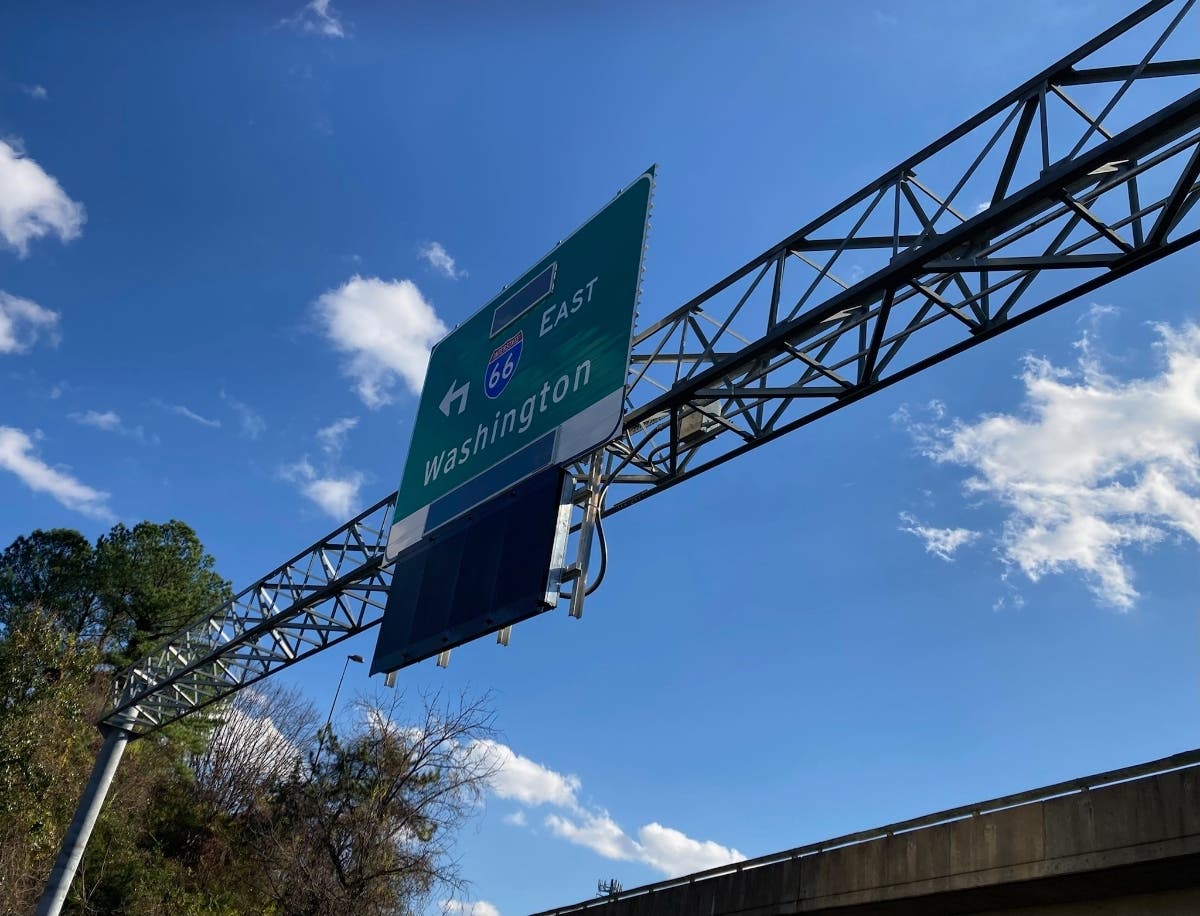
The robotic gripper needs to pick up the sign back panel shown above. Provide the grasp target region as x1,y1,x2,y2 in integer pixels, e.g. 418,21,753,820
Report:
386,168,654,562
370,467,566,675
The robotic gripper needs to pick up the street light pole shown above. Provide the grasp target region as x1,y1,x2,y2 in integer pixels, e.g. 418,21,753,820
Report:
314,653,362,766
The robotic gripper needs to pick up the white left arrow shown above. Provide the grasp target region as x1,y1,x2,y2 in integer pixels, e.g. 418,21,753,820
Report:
439,379,470,417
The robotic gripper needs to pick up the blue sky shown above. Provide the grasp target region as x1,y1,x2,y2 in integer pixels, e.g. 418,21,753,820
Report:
2,2,1197,914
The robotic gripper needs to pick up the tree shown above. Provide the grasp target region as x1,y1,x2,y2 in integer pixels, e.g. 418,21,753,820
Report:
92,521,232,667
0,520,232,914
0,605,101,913
192,681,320,816
0,521,231,669
249,691,499,916
0,521,498,915
0,529,97,637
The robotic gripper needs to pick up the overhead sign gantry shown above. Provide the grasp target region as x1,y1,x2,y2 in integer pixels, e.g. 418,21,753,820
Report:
104,0,1200,738
40,4,1200,911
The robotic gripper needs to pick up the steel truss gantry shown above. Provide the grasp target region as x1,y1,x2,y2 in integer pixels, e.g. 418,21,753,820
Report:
107,0,1200,736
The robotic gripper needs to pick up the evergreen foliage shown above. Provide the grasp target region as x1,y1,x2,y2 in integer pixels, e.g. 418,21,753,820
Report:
0,522,494,915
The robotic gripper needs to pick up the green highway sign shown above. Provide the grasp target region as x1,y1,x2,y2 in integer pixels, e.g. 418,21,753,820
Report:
385,168,654,562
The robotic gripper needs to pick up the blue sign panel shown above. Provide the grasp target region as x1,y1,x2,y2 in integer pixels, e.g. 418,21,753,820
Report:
490,262,557,338
369,467,565,676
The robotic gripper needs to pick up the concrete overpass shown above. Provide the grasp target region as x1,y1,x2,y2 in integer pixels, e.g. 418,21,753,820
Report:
531,750,1199,916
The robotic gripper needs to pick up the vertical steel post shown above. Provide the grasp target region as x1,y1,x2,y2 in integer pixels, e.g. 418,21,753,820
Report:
569,452,605,619
36,714,135,916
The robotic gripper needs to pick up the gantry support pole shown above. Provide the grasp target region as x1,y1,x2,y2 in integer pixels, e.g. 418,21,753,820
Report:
36,714,136,916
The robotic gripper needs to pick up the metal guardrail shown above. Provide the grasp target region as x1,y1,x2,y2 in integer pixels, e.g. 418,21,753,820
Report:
528,748,1200,915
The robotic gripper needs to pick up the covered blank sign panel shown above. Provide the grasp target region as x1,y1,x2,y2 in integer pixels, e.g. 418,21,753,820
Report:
369,468,566,676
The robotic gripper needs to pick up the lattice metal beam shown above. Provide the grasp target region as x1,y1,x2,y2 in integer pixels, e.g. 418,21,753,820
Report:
593,0,1200,515
107,0,1200,736
109,496,395,733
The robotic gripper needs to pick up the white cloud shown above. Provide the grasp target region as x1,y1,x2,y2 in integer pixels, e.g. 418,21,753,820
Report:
502,810,527,827
442,901,500,916
0,426,113,520
0,291,60,353
72,409,121,432
221,390,266,439
480,739,743,878
1080,302,1118,326
0,139,85,256
174,405,220,428
898,511,979,561
992,591,1026,613
419,241,465,280
283,0,346,38
315,275,447,408
69,409,150,444
282,416,370,518
153,399,220,429
903,319,1200,609
22,84,48,101
280,456,363,519
475,740,581,810
545,813,745,878
637,822,747,876
545,812,639,862
317,416,358,454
